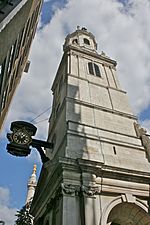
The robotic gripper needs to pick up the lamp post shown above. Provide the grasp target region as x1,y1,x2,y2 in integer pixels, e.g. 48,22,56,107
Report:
6,121,53,164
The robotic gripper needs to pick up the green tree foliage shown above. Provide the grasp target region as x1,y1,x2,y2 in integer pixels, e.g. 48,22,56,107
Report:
15,202,33,225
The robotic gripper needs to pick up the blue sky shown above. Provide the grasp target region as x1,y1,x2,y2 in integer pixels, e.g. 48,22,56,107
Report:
41,0,67,25
1,0,150,224
140,108,150,121
0,143,41,208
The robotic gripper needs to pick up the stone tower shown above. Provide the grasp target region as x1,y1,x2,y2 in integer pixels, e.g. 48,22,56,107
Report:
26,165,37,204
30,27,150,225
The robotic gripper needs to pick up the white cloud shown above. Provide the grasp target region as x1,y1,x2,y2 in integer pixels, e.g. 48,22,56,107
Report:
2,0,150,149
0,187,17,225
0,187,9,205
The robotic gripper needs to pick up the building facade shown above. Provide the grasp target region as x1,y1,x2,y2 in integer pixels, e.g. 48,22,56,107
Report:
0,0,43,131
30,28,150,225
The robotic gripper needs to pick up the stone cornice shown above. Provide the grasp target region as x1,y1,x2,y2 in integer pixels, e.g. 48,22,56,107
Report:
30,157,150,218
66,96,137,120
68,73,126,93
64,45,117,66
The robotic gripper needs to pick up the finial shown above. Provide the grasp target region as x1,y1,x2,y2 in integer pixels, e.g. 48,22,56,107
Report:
81,27,87,31
101,51,106,56
77,25,80,30
33,164,37,174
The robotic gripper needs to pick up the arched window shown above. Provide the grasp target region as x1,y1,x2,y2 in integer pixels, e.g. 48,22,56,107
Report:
88,62,101,77
84,38,90,45
72,39,78,44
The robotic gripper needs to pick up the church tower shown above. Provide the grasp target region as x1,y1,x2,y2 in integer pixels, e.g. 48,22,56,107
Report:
26,165,37,204
30,27,150,225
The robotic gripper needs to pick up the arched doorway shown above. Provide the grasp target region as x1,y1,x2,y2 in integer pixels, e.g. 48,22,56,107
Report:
106,202,150,225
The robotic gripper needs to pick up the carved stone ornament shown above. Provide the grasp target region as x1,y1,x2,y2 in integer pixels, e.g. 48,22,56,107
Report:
61,183,80,196
111,66,117,71
121,193,136,203
134,122,147,138
60,183,101,196
134,122,150,161
81,185,101,196
71,51,78,57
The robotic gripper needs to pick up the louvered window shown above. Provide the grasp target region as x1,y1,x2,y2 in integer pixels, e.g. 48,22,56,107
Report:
84,38,90,45
88,62,94,75
72,39,78,44
94,63,101,77
88,62,101,77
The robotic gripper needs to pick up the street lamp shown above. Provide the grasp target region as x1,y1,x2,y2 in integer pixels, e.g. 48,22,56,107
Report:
6,121,53,163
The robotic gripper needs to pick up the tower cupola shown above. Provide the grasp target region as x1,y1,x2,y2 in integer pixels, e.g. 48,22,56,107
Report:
63,26,97,52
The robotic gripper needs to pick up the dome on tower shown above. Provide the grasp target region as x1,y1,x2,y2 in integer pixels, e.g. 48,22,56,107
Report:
63,26,97,52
